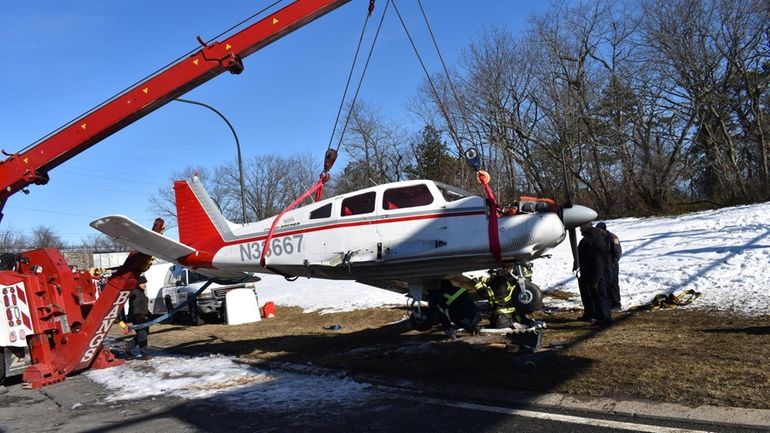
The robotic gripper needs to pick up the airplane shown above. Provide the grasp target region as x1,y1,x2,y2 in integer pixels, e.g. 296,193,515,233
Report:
90,175,597,327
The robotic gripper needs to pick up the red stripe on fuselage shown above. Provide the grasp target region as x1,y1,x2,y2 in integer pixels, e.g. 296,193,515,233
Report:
221,209,486,248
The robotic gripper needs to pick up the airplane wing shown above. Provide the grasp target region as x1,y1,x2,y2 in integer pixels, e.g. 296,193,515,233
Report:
90,215,195,260
90,215,248,282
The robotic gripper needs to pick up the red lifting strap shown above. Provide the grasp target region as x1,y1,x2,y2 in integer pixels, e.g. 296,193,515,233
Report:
260,150,337,275
477,170,504,266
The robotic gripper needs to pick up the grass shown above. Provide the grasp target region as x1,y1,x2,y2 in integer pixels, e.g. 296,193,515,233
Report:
140,306,770,409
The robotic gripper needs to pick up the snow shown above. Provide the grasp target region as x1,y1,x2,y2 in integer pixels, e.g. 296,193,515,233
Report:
533,201,770,316
87,353,377,409
252,200,770,317
253,274,407,314
86,201,770,403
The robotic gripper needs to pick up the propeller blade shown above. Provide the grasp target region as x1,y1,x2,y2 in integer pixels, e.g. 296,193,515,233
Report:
569,227,579,272
561,147,573,208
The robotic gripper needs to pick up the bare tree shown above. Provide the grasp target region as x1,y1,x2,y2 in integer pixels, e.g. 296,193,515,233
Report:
641,0,770,203
334,102,409,194
148,165,239,229
0,227,28,253
243,153,317,221
29,225,66,249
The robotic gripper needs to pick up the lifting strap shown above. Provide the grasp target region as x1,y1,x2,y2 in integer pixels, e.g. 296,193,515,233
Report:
476,170,503,266
259,150,337,279
132,280,215,329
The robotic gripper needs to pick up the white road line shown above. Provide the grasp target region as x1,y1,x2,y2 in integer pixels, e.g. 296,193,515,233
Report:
408,396,714,433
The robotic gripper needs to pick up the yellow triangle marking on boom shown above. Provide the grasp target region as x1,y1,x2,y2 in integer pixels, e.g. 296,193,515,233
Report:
23,157,28,164
225,44,231,50
143,88,149,94
272,17,278,24
193,59,199,66
80,123,87,130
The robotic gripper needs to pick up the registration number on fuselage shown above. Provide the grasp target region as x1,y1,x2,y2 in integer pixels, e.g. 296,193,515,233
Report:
239,234,304,261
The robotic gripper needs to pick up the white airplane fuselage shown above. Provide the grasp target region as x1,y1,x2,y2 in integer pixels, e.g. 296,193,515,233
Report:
91,178,597,287
193,180,567,280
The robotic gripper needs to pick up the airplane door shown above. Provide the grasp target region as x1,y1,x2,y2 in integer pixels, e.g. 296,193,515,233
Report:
335,191,381,263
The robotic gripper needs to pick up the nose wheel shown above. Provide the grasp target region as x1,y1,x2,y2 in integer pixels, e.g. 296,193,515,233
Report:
408,298,434,331
407,286,434,331
512,281,543,314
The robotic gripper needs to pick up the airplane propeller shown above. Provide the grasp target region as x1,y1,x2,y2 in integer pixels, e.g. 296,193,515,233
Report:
559,148,597,272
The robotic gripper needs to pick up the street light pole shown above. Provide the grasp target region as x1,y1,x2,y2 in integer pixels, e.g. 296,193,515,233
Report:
174,98,248,223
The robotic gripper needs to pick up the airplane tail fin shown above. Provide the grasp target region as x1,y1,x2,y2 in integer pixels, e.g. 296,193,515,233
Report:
174,176,234,251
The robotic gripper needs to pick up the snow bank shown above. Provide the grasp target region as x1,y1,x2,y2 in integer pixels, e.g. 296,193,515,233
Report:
534,201,770,316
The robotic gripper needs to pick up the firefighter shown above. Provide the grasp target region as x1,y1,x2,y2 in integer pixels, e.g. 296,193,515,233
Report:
427,279,480,338
125,275,152,359
474,266,534,329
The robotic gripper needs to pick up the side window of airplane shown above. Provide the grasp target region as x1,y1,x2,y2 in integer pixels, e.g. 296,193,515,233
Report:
382,184,434,210
309,203,332,220
340,191,376,217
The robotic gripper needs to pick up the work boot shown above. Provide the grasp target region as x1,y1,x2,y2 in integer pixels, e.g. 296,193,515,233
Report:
492,313,514,329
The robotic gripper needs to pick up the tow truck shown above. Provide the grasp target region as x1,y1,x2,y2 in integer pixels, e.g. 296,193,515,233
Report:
0,0,357,389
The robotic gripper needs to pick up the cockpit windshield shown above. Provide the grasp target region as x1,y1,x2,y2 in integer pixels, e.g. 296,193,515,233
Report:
434,182,474,202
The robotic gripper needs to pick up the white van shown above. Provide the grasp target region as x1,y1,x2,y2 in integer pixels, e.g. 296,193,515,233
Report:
118,261,175,317
144,261,175,315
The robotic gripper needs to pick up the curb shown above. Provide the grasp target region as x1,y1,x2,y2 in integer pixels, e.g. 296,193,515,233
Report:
375,378,770,430
526,392,770,430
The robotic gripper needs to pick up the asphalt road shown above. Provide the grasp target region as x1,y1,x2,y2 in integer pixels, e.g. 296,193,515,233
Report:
0,370,764,433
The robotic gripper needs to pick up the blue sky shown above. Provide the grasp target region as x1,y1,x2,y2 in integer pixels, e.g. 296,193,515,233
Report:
1,1,552,244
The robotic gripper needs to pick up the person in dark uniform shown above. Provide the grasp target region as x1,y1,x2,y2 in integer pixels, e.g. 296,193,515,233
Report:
427,279,480,338
474,268,534,329
577,223,613,326
596,222,622,311
125,275,151,359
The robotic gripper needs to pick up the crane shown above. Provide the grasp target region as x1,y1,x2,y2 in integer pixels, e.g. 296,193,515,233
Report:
0,0,358,388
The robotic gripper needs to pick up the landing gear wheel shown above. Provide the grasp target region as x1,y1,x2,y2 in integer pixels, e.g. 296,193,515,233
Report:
512,282,543,314
407,298,433,331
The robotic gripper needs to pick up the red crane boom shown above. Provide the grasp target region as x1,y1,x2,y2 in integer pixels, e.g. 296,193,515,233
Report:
0,0,356,389
0,0,351,219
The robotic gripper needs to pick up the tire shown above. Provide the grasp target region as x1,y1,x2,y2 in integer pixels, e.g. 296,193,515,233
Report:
511,281,543,314
408,306,434,331
188,303,204,326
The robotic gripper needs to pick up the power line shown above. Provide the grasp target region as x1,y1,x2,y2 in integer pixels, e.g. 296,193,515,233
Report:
57,167,168,186
54,181,152,196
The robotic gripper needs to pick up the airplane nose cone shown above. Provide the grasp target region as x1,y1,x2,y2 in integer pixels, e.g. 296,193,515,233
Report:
562,205,598,229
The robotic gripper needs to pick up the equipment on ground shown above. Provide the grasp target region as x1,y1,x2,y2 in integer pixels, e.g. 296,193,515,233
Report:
0,0,354,388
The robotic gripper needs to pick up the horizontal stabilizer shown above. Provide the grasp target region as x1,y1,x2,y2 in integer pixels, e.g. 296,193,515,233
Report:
90,215,195,262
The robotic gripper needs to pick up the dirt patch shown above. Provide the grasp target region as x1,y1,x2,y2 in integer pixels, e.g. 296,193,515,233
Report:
136,307,770,409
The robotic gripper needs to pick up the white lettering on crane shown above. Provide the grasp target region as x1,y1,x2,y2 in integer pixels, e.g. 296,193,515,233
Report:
80,290,130,364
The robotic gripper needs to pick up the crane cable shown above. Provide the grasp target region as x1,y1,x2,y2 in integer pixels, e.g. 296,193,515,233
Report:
330,0,390,154
259,0,384,279
390,0,464,153
415,0,475,148
392,0,503,265
327,0,383,154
